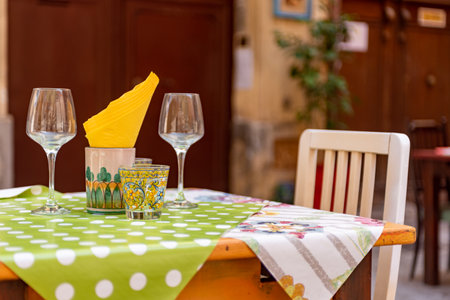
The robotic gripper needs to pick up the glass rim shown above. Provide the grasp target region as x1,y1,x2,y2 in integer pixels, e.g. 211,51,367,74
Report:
33,87,72,92
135,157,152,160
119,164,170,171
164,93,199,97
85,147,136,150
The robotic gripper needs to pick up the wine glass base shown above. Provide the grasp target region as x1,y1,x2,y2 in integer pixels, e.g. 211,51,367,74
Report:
31,205,71,216
164,201,198,209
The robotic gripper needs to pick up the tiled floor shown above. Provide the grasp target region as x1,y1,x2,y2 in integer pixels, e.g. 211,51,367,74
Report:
373,199,450,299
396,244,450,299
396,199,450,299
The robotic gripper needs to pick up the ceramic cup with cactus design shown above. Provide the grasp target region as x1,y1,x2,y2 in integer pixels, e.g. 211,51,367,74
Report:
85,147,135,214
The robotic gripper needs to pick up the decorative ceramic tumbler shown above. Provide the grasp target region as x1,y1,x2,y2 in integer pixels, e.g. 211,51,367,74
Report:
119,165,169,220
85,147,135,214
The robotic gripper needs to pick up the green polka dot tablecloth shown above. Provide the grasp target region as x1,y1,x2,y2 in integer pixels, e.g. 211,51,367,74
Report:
0,186,266,300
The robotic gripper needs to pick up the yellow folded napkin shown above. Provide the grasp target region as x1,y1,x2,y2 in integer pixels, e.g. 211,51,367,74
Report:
83,72,159,148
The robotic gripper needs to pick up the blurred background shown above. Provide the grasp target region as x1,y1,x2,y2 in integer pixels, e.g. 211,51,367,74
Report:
1,0,448,197
0,0,450,297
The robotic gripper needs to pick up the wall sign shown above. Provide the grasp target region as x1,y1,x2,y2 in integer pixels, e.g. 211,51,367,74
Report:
234,46,254,90
418,7,447,28
339,21,369,53
273,0,312,21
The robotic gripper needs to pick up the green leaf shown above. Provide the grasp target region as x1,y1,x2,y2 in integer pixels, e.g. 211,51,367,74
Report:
105,187,111,204
323,50,338,62
331,269,354,289
113,188,121,208
86,167,91,181
275,31,291,48
95,189,103,203
340,97,353,114
326,119,336,129
114,173,121,183
274,1,354,129
356,228,373,253
97,167,111,182
290,66,300,78
301,69,319,89
297,111,311,122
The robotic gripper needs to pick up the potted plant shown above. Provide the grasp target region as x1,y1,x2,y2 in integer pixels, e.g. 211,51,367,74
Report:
275,4,353,129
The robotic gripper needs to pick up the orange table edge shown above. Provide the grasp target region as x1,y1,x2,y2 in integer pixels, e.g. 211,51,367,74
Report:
0,222,415,300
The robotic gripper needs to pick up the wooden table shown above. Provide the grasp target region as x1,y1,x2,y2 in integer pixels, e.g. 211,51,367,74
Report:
412,148,450,285
0,222,415,300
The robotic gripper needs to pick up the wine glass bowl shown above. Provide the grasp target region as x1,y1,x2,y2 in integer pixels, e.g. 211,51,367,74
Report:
26,88,77,215
158,93,204,208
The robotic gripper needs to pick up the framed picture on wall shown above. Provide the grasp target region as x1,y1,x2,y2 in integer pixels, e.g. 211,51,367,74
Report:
273,0,312,20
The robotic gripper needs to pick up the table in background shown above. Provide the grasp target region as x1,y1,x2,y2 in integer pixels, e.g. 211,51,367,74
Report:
412,147,450,285
0,222,415,300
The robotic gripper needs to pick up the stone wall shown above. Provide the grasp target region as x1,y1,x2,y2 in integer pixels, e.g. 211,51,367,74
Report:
0,0,13,188
230,0,326,200
0,0,7,116
0,115,13,188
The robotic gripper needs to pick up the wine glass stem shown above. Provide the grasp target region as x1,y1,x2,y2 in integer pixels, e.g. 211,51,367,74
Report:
45,150,58,206
175,149,187,202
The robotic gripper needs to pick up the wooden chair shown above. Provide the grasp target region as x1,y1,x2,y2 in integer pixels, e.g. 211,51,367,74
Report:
294,129,410,300
408,117,450,279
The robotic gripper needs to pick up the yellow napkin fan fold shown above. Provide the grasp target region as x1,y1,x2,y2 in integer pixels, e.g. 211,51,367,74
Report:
83,72,159,148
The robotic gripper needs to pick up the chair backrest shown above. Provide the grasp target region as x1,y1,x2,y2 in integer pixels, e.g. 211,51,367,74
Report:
294,129,410,300
408,117,448,191
408,117,447,149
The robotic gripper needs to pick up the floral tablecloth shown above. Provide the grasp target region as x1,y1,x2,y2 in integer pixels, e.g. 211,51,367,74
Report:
225,203,384,299
0,186,384,300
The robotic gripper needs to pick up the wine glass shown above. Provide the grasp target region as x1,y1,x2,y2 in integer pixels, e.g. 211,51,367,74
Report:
26,88,77,215
158,93,204,208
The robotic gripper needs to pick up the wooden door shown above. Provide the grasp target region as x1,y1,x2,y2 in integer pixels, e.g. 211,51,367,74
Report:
340,0,450,136
123,0,232,191
340,0,394,132
9,0,232,192
8,0,114,192
395,1,450,131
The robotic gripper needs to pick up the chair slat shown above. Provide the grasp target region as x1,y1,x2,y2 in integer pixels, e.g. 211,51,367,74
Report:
346,151,362,215
302,148,318,208
294,130,318,207
320,150,336,211
295,129,410,300
310,130,390,154
333,151,348,213
360,153,377,218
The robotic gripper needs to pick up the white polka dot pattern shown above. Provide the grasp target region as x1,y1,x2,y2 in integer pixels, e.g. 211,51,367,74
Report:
95,279,113,298
0,187,263,300
56,249,76,266
129,272,147,291
165,270,182,287
13,252,34,269
55,283,74,300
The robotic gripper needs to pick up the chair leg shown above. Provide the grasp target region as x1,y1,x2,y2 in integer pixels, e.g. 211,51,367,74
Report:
448,223,450,271
410,195,422,280
447,178,450,270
